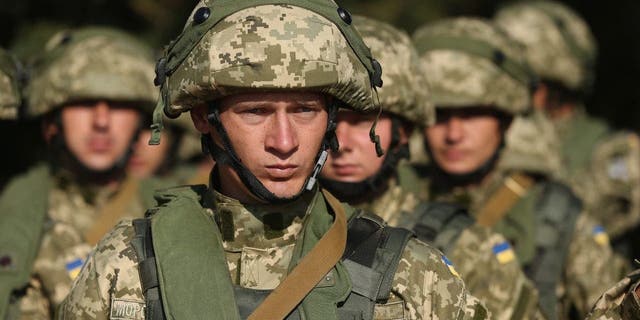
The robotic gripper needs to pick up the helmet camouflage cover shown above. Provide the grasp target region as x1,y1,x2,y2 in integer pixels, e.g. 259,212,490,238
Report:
412,17,533,115
155,0,380,122
25,26,158,118
495,1,597,93
0,48,22,120
353,15,434,127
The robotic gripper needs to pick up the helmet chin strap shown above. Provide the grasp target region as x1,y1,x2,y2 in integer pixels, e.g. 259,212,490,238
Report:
202,101,339,204
320,117,409,204
49,112,141,184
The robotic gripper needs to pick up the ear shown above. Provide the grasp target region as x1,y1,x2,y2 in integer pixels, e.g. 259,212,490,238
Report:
190,104,211,134
41,119,59,144
532,83,548,112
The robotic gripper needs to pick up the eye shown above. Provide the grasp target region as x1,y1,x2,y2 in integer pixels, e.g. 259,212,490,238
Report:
244,107,267,115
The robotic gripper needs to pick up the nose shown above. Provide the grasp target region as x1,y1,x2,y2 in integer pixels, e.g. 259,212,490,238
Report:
334,120,352,153
444,116,464,143
92,101,111,130
264,111,299,158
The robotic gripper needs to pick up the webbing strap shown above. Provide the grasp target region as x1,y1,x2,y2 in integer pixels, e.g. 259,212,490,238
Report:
247,189,347,320
84,176,140,246
476,172,535,227
414,36,533,87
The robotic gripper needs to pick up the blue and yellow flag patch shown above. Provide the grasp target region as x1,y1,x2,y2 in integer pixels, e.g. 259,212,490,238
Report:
592,226,610,246
65,258,84,280
441,255,460,278
492,241,515,264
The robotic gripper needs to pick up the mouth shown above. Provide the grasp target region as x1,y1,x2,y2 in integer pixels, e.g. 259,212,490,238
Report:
88,137,112,152
330,163,359,176
442,149,466,161
265,164,298,179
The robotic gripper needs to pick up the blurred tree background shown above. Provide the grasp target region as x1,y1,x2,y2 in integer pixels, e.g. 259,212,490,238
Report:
1,0,639,182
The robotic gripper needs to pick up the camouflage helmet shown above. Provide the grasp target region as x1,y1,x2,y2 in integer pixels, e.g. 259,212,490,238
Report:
494,1,597,94
412,17,533,115
151,0,383,138
0,48,22,120
353,15,434,127
24,26,158,118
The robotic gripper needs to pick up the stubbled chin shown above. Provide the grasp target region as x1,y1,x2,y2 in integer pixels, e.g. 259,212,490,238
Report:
263,179,307,198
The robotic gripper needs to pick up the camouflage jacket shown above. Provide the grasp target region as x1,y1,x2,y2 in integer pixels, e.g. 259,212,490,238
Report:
2,165,149,319
58,186,487,320
428,169,628,320
586,268,640,320
363,163,542,320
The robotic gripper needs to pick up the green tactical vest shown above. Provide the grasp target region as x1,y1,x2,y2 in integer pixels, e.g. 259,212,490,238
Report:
0,165,52,319
493,180,581,320
558,111,610,177
131,185,413,320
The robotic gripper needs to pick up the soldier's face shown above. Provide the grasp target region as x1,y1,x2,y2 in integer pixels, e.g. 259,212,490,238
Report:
425,107,503,175
127,130,170,179
59,100,141,171
321,110,393,182
192,92,328,203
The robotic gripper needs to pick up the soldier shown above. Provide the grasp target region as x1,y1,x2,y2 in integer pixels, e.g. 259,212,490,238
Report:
59,2,488,319
320,15,541,320
0,48,21,121
412,17,627,320
495,0,640,262
586,268,640,320
0,27,158,319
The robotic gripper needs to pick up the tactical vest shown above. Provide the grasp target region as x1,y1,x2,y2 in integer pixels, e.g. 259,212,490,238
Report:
0,165,51,319
403,202,474,255
131,185,414,320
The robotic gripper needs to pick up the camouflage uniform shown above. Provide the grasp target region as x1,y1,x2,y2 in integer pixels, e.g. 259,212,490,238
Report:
495,0,640,262
320,15,540,320
413,17,627,320
586,268,640,320
60,3,487,319
0,27,158,319
0,48,22,120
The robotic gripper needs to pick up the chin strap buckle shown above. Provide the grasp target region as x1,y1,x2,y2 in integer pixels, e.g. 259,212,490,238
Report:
306,150,329,191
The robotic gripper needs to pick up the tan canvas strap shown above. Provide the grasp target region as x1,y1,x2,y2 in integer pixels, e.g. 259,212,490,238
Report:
84,176,140,246
476,172,535,227
248,189,347,320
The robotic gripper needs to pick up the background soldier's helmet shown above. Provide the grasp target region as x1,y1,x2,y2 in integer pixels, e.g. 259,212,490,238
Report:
412,17,533,115
155,1,380,120
353,15,434,127
0,48,22,120
494,0,597,94
24,26,158,118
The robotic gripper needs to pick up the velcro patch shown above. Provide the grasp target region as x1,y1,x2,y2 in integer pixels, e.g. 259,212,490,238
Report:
65,258,84,280
110,299,145,320
441,255,460,278
592,225,610,247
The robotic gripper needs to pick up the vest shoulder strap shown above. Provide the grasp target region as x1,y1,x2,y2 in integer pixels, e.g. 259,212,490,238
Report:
527,181,582,320
476,172,536,227
411,202,475,254
0,164,51,319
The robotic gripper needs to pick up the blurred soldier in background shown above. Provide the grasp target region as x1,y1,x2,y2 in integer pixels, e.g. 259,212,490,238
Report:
321,15,541,320
495,0,640,263
59,1,488,319
412,17,627,320
0,27,158,319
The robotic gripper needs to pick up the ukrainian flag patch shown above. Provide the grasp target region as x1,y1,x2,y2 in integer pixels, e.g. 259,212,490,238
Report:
492,241,515,264
441,255,460,278
65,258,84,280
592,226,610,246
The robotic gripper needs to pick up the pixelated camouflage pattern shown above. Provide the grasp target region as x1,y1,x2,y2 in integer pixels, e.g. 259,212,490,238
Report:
432,169,629,319
571,132,640,239
0,48,21,120
25,26,157,118
353,15,434,126
165,4,375,116
413,17,531,115
495,0,597,92
586,269,640,320
13,170,146,319
59,187,488,319
499,110,563,178
365,165,542,320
